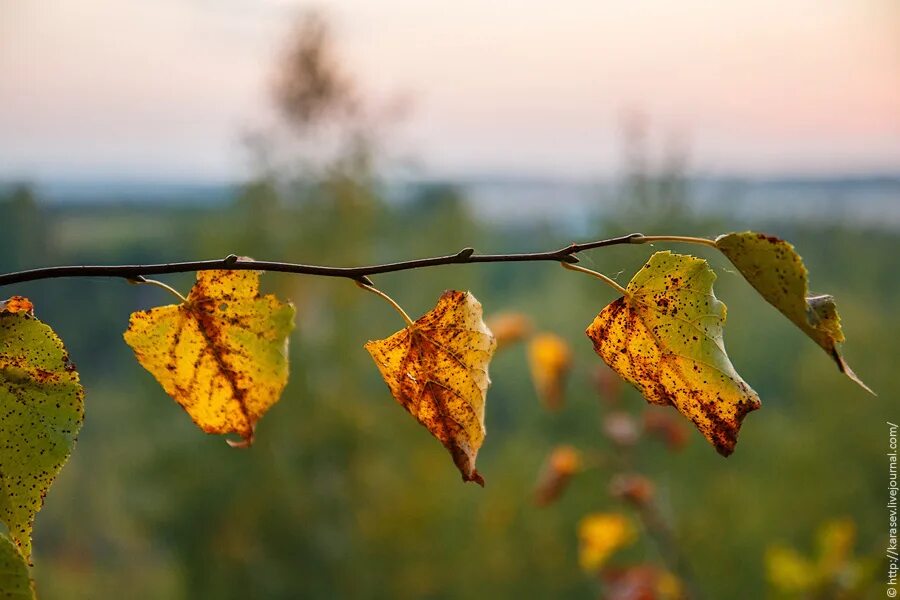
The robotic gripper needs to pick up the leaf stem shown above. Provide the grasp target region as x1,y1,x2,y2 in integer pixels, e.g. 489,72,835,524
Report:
635,501,705,600
633,235,718,249
355,282,415,327
130,277,187,303
560,262,628,296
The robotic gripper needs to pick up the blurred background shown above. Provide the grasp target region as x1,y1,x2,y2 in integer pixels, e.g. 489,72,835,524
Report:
1,1,898,598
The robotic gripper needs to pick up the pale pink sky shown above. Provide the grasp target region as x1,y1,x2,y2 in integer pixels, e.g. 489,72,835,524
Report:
1,0,898,180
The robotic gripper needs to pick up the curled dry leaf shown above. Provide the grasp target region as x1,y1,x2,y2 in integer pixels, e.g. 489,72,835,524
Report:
0,533,34,600
533,444,582,506
527,332,572,411
485,311,532,350
0,298,84,561
123,270,295,446
578,512,637,572
586,251,760,456
365,290,496,485
716,231,873,394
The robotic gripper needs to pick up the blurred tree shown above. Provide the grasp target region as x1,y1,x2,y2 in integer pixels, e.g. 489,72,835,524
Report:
271,10,357,133
615,112,691,229
0,184,48,269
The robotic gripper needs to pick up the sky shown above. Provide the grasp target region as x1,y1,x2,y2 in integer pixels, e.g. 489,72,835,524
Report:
1,0,899,181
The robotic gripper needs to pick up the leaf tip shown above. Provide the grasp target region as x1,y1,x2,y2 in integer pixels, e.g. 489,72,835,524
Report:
226,424,256,448
465,470,485,487
832,350,876,396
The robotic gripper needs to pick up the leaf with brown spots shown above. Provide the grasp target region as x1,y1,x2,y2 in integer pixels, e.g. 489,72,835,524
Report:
0,298,84,562
365,290,496,485
716,231,873,394
586,251,760,456
0,533,34,599
123,270,295,446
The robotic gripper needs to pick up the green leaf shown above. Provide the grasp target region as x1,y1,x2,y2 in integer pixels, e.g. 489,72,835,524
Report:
0,533,34,599
0,297,85,561
715,231,873,394
586,251,760,456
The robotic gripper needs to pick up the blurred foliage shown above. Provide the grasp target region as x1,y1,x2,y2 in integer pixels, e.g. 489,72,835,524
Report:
0,171,893,598
766,518,878,599
0,10,893,598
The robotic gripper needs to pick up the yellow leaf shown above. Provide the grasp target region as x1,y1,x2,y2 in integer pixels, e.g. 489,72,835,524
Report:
123,270,295,445
578,512,636,571
765,544,819,592
365,290,496,485
715,231,873,394
586,251,760,456
816,518,855,574
527,332,572,410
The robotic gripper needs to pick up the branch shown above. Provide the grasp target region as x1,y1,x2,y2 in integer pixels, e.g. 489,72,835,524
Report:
0,233,661,288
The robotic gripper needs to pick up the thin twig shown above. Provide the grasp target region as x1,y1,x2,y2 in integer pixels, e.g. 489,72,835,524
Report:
0,232,708,288
636,501,705,600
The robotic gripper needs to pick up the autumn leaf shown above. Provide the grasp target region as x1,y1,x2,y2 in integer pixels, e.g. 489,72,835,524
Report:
365,290,496,485
0,298,84,561
0,533,34,599
765,545,819,593
578,512,636,571
715,231,873,394
527,332,572,410
533,445,581,506
485,311,532,350
586,251,760,456
123,270,295,445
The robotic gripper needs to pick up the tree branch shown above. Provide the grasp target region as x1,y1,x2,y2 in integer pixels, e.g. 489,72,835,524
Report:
0,232,655,288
